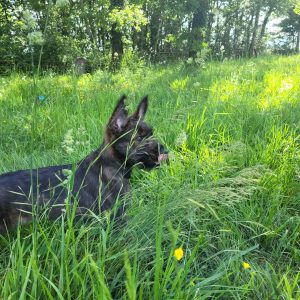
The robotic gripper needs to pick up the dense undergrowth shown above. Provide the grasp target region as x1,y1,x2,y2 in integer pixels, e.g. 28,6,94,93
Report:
0,55,299,299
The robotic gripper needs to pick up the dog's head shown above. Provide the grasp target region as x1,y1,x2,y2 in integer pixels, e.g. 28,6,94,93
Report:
105,95,168,169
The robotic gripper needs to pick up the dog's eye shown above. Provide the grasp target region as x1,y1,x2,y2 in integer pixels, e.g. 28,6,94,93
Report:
136,136,143,142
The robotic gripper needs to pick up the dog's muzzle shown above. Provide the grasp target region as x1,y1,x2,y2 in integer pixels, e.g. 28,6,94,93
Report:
157,144,169,164
158,152,168,163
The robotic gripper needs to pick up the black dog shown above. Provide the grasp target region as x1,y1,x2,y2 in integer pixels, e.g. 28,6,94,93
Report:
0,95,168,232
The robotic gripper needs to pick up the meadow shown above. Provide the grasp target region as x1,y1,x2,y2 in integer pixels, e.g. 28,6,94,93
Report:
0,55,299,299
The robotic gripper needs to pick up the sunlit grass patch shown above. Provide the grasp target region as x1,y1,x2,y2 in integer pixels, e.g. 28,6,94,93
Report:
170,77,188,91
211,77,241,102
259,72,299,109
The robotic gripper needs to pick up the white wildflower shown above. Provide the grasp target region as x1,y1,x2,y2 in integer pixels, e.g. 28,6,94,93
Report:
186,57,193,64
62,129,74,154
176,130,187,147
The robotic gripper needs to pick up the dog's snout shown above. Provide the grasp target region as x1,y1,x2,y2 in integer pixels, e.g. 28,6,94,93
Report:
159,144,168,154
158,144,168,163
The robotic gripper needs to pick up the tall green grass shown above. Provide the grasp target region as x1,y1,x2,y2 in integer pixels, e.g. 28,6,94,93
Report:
0,55,299,299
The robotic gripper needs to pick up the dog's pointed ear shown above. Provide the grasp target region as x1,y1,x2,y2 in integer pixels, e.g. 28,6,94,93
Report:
107,95,128,133
132,96,148,121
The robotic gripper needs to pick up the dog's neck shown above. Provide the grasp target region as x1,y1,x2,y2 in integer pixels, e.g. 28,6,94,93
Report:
83,142,132,179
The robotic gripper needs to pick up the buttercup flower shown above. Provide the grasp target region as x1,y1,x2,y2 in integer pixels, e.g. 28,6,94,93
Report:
174,247,184,261
243,261,251,269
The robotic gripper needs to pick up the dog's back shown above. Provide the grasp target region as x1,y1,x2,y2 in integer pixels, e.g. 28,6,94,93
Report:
0,164,71,232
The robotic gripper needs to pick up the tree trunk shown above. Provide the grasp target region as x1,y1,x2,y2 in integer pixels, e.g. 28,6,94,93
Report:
214,0,221,56
248,2,261,57
149,11,161,54
110,0,124,69
188,0,209,57
296,31,300,53
221,13,234,57
245,12,254,52
257,6,273,50
206,3,214,45
232,10,240,57
136,3,148,53
234,10,245,58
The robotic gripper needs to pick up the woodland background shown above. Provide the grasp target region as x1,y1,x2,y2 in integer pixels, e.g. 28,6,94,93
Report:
1,0,300,73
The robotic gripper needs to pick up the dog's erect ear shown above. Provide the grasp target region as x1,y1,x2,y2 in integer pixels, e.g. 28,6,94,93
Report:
132,96,148,121
107,95,128,133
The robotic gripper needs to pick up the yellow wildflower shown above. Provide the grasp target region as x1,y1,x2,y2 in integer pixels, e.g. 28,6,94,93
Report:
243,261,251,269
174,247,184,261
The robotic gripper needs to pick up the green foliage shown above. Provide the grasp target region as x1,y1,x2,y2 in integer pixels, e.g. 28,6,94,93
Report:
278,8,300,52
0,0,298,74
120,48,145,70
186,43,211,68
109,4,148,33
0,55,299,298
293,0,300,14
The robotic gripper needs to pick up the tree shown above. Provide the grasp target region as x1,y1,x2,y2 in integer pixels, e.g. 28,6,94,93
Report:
188,0,209,57
110,0,124,69
0,0,298,73
280,8,300,52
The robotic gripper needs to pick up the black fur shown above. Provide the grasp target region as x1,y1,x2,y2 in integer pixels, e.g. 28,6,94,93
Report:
0,95,168,232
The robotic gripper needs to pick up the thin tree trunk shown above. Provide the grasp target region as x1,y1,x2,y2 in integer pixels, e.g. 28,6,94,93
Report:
234,10,245,58
110,0,124,69
248,2,261,57
258,7,273,49
245,13,254,52
214,0,221,55
150,11,161,54
206,2,214,45
137,3,148,53
222,14,233,57
296,31,300,53
188,0,209,57
154,18,162,56
80,1,95,46
233,10,240,57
